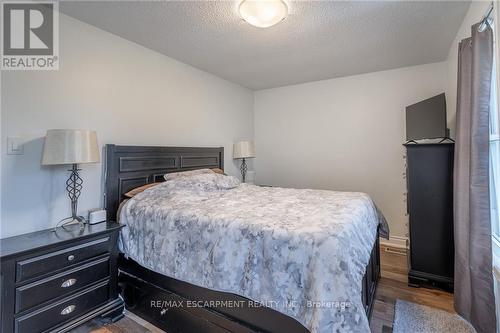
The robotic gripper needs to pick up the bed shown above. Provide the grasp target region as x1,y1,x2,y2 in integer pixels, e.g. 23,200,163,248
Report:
105,144,386,333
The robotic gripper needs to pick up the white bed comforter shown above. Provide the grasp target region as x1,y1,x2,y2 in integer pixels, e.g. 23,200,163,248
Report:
119,171,388,333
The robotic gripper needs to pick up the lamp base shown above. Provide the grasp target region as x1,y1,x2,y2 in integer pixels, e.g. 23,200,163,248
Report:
53,163,86,232
54,215,86,232
240,158,248,183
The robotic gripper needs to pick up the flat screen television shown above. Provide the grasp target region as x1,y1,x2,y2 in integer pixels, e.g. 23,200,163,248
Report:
406,93,447,141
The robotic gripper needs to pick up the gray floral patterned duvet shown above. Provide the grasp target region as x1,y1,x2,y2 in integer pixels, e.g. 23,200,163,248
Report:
119,170,389,333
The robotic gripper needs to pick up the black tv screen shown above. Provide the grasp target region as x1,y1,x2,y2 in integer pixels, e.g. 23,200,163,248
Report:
406,93,447,141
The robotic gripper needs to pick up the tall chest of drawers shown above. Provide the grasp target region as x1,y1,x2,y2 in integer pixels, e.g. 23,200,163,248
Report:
405,143,454,291
0,222,124,333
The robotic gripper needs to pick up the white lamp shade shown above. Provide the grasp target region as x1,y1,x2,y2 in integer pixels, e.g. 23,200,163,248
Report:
42,129,100,165
233,141,255,159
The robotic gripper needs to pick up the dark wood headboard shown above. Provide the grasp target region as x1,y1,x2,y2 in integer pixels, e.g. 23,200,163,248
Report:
104,144,224,220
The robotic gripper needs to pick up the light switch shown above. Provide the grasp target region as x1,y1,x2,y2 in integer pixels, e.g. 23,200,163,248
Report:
7,137,24,155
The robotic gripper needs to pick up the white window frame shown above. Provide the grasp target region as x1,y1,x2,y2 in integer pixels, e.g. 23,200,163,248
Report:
492,15,500,246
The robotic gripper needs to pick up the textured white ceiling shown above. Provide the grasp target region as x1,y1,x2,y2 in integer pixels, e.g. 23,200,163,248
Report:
60,1,470,90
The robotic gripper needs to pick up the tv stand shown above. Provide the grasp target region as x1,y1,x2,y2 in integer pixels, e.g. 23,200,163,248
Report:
404,137,455,145
438,137,455,143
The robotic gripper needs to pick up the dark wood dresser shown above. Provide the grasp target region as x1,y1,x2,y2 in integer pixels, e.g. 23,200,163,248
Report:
405,143,454,291
0,222,124,333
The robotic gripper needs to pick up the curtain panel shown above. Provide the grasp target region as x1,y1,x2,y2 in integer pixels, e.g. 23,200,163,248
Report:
454,22,496,333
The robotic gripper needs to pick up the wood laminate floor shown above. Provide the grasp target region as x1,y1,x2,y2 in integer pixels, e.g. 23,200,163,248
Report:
78,245,454,333
370,245,454,333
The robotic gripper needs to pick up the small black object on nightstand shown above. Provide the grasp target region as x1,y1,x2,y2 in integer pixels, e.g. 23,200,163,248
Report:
0,222,124,333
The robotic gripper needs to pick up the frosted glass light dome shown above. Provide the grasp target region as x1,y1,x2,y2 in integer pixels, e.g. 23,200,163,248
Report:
239,0,288,28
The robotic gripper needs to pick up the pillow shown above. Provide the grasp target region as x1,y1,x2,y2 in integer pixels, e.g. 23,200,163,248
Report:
211,168,225,175
163,172,240,192
124,182,161,198
164,169,214,181
214,174,240,189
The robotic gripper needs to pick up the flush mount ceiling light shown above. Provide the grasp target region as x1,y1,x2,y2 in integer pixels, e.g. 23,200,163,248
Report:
239,0,288,28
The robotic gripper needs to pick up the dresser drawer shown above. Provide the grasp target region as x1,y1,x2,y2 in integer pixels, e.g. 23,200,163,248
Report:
15,257,110,313
15,281,109,333
16,237,109,283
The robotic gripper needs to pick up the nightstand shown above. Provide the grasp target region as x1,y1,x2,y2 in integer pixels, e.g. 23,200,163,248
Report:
0,222,124,333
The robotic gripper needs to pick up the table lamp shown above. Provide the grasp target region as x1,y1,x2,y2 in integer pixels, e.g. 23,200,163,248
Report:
233,141,255,183
42,129,100,229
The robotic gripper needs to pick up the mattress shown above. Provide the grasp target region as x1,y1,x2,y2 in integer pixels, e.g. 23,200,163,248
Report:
118,172,388,333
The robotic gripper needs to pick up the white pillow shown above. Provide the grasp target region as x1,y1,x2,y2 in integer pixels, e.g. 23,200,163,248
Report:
164,168,214,181
163,172,240,192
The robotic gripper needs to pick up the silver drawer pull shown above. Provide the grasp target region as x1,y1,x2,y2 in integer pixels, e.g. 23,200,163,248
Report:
60,305,76,315
61,278,77,288
67,254,75,261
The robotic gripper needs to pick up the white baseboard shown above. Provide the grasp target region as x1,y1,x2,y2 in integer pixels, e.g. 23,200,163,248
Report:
380,235,408,249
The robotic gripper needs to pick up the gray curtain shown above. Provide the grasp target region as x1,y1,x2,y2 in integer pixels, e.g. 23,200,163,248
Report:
454,22,495,333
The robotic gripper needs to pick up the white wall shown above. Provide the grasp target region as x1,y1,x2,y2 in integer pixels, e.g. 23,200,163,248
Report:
254,62,447,238
2,4,486,240
445,1,490,138
0,14,254,238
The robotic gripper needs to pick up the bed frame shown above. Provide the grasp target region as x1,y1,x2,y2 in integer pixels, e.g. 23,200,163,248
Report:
105,144,380,333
